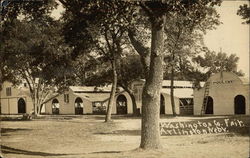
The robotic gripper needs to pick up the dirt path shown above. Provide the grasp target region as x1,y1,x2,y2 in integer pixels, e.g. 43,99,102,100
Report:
1,115,249,158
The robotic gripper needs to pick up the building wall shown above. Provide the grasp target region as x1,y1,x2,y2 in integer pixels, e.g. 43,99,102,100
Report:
131,80,181,115
161,93,180,115
112,91,133,114
44,92,93,115
131,80,144,112
44,90,133,115
194,72,249,115
0,81,33,114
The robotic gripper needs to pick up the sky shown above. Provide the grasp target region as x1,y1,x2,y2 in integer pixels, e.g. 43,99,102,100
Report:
51,1,249,77
204,0,249,77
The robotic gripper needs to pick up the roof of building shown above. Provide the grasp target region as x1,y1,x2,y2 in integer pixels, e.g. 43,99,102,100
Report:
161,88,193,98
70,86,111,92
162,80,194,87
70,86,124,92
206,72,249,85
239,77,249,85
134,79,200,88
41,93,60,104
73,92,111,102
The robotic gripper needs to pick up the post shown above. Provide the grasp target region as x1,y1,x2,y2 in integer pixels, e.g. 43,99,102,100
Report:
8,98,10,114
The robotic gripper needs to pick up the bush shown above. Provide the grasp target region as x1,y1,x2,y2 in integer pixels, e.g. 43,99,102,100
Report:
22,114,32,120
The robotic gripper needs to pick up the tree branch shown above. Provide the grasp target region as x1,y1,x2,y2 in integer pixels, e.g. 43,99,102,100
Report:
139,2,154,19
127,29,150,77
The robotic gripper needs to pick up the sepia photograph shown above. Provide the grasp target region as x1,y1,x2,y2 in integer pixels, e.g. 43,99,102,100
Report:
0,0,249,158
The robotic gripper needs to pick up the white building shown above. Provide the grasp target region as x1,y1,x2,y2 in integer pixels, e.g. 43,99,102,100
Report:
194,72,249,115
131,79,196,115
43,86,133,115
0,81,33,114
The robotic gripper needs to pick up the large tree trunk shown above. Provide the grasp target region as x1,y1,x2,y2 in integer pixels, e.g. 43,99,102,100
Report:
140,15,165,149
170,64,177,116
105,59,118,122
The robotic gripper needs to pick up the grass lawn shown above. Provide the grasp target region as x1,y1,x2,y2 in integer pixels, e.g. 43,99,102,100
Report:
1,115,249,158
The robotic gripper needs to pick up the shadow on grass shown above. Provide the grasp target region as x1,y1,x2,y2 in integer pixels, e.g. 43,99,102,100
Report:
1,128,32,136
90,150,122,154
1,145,69,157
95,130,140,136
89,115,141,120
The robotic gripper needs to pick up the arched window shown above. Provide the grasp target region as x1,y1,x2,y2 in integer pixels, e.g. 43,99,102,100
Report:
52,99,60,114
205,96,213,114
234,95,245,114
18,98,26,114
116,95,127,114
75,97,83,115
160,95,165,114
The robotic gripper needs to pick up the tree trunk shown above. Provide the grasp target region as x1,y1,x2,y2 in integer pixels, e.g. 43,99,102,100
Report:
37,103,41,115
0,63,2,91
31,97,37,115
105,59,118,122
170,64,177,116
140,16,165,149
127,29,150,78
31,90,40,116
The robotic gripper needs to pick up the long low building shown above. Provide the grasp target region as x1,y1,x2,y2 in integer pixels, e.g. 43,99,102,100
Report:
43,86,133,115
0,80,199,116
131,79,198,115
194,72,249,115
4,72,247,116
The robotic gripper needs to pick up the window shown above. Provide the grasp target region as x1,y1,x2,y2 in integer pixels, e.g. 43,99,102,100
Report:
64,94,69,103
6,87,11,96
92,102,106,114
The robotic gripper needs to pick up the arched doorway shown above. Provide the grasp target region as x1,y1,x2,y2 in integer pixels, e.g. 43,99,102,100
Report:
75,97,83,115
234,95,245,114
116,95,127,114
18,98,26,113
205,96,213,114
160,95,165,114
52,99,60,114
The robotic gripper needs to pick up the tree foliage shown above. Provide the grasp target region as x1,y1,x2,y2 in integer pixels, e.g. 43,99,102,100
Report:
60,0,137,122
1,0,57,21
237,4,250,24
193,49,244,80
0,0,71,114
59,0,222,149
85,54,144,116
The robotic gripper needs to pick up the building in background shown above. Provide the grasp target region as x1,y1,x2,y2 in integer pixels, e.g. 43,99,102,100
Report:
194,72,249,115
43,86,133,115
131,79,197,115
0,81,33,114
3,72,248,116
